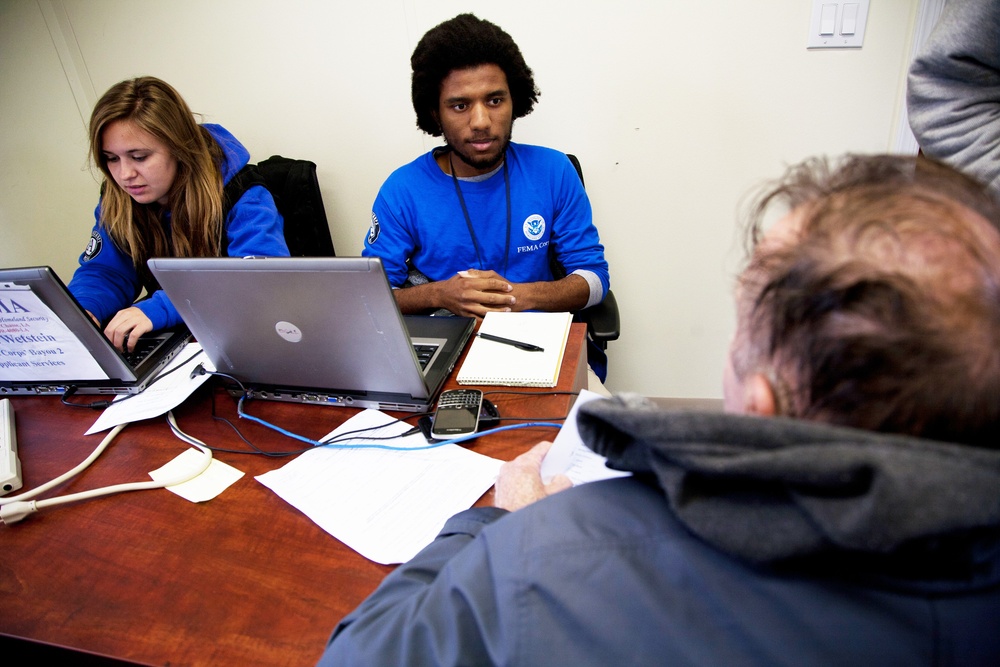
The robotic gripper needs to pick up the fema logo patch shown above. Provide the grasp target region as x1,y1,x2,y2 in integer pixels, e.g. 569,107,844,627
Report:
82,231,102,262
523,214,545,242
368,212,381,245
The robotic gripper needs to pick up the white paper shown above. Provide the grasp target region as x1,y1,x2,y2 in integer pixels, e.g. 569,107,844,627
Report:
0,285,108,380
256,409,504,564
86,343,214,434
149,448,244,502
540,389,631,485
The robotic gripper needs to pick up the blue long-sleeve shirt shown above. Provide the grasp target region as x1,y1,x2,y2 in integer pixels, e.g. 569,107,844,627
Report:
363,143,609,308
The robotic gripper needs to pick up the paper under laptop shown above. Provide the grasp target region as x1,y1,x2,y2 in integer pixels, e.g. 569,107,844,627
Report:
0,266,190,396
147,256,474,412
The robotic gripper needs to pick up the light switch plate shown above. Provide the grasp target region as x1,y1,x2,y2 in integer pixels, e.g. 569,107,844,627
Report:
808,0,870,49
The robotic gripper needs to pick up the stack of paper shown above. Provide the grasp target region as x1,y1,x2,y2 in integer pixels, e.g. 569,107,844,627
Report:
256,409,503,564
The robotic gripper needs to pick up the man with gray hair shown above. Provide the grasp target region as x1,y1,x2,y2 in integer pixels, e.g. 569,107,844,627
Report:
319,154,1000,666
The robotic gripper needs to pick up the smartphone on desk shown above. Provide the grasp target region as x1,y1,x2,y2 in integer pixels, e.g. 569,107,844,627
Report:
430,389,483,439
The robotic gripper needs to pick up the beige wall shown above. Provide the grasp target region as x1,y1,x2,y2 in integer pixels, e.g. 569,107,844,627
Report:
0,0,919,397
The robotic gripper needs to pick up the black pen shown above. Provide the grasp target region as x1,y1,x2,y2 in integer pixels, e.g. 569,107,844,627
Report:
477,332,544,352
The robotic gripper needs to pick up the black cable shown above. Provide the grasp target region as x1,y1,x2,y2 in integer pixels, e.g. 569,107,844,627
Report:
481,389,577,422
60,349,205,409
192,368,434,456
483,390,580,399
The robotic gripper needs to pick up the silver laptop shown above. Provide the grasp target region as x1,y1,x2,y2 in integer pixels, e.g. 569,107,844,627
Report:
0,266,191,396
147,256,475,412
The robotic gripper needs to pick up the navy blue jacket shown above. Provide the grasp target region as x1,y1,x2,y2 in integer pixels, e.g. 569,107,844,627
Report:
319,395,1000,666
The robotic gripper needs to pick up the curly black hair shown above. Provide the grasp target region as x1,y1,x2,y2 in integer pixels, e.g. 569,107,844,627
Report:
410,14,540,136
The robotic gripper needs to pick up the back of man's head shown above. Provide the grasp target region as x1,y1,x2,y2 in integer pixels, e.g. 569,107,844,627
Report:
734,154,1000,447
410,13,539,136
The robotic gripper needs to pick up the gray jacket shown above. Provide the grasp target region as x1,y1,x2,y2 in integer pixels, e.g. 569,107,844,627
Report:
319,394,1000,666
908,0,1000,198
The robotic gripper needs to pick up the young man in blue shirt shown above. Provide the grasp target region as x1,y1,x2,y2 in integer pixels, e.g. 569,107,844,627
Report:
363,14,610,329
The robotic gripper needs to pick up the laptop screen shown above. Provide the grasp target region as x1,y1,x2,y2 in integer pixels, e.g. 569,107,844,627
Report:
0,266,189,395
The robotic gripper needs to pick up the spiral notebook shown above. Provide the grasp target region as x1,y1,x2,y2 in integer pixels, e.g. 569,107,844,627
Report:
457,311,573,387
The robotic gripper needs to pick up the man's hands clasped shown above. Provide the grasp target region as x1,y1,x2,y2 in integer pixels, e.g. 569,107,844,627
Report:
436,269,517,318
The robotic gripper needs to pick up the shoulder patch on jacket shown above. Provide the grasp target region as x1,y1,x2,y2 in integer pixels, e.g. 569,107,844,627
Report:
82,231,102,262
368,212,381,245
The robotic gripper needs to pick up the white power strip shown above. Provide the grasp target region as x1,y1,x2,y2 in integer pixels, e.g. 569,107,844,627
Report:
1,398,22,495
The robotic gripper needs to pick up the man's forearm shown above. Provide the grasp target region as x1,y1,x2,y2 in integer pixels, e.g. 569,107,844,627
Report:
392,273,592,315
510,274,590,312
393,281,443,314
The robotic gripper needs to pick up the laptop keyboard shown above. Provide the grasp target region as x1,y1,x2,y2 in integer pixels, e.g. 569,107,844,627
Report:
413,343,437,370
124,337,163,368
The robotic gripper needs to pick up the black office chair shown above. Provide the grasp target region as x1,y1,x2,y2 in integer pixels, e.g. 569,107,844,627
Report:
559,154,621,357
224,155,335,257
258,156,335,257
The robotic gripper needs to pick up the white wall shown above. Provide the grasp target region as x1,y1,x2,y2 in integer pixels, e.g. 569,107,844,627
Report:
0,0,919,397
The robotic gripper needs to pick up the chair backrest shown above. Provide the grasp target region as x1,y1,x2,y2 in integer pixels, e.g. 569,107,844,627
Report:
567,153,585,188
223,155,335,257
557,153,620,380
549,153,586,281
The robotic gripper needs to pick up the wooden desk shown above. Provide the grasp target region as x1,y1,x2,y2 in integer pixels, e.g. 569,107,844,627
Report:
0,325,588,666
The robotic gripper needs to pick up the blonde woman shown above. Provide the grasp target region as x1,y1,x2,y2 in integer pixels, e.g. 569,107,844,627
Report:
68,76,288,352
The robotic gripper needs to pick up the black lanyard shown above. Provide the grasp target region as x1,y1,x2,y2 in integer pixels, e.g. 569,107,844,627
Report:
449,152,511,276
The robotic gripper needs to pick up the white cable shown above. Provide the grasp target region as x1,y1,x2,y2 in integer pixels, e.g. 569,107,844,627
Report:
0,412,213,525
0,422,128,506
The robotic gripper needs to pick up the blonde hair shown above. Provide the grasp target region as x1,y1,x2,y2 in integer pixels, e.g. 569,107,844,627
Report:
89,77,224,288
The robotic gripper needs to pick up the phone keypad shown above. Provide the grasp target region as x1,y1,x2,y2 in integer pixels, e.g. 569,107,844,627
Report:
438,390,482,409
